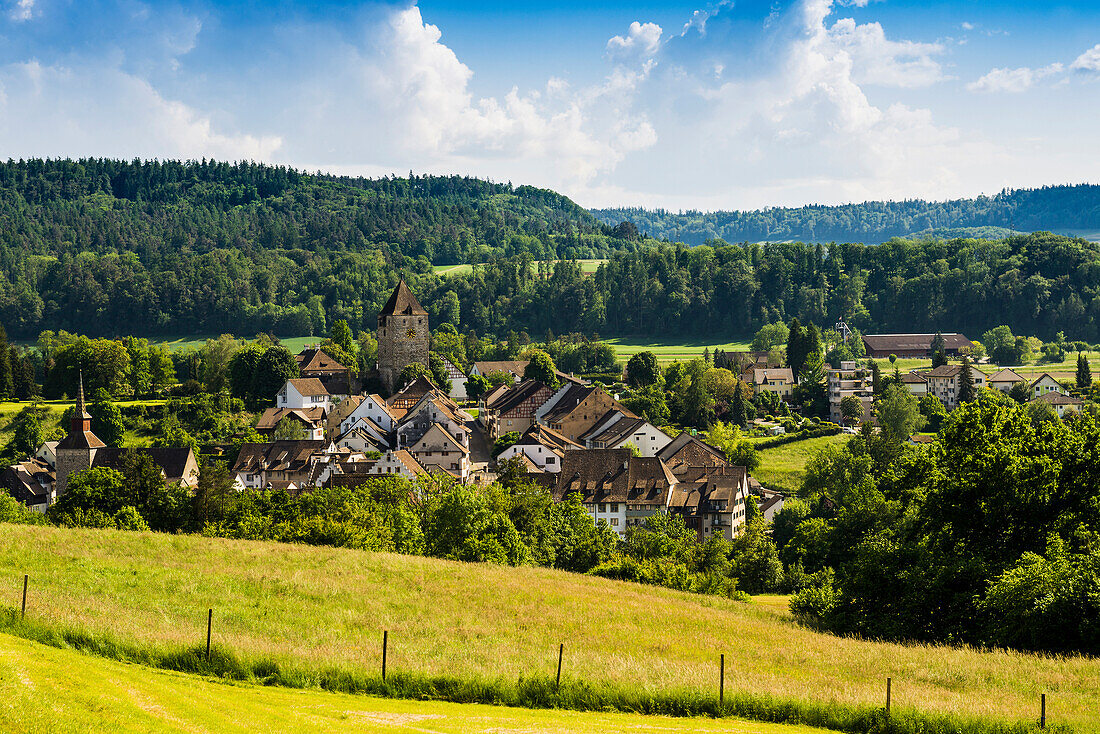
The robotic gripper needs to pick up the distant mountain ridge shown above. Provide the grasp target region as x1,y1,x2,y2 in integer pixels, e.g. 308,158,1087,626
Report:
591,184,1100,246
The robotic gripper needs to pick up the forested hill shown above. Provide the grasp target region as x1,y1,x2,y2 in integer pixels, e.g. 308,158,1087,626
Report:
4,159,1100,343
0,159,644,338
592,184,1100,245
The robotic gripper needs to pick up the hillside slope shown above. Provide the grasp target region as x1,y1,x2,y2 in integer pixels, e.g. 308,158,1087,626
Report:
593,184,1100,245
0,633,828,734
0,524,1095,731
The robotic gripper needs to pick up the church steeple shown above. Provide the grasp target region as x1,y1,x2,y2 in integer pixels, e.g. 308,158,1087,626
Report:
72,371,93,434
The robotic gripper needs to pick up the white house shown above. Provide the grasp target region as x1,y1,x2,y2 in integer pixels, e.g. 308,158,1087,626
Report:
496,424,582,473
407,423,470,479
1031,391,1084,418
340,394,398,435
579,412,672,457
442,357,469,401
1029,373,1066,398
276,378,333,412
369,450,428,480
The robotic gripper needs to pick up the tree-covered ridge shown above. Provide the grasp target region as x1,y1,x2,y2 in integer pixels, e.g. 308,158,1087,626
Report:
592,184,1100,245
0,159,642,338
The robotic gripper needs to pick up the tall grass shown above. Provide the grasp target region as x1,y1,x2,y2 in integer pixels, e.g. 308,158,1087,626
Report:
1,525,1093,731
0,609,1059,734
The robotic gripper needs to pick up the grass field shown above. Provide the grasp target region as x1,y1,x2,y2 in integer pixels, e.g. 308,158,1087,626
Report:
0,524,1094,731
0,633,829,734
152,335,321,353
0,399,167,448
753,433,852,494
432,260,608,278
871,353,1096,381
603,337,752,364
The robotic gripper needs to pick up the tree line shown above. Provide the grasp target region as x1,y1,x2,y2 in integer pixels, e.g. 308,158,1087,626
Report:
593,184,1100,245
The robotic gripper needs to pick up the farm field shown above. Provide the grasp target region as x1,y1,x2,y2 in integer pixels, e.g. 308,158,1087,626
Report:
870,353,1098,381
0,633,827,734
152,335,320,354
433,259,608,278
0,524,1095,732
602,337,752,364
752,433,851,494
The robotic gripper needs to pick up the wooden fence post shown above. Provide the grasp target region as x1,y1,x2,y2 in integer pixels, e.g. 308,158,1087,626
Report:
382,630,388,682
20,575,27,619
1041,693,1046,729
719,653,725,708
205,608,212,661
556,643,563,690
886,677,891,714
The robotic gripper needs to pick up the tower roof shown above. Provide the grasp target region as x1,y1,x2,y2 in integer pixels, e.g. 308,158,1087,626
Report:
379,280,428,317
58,370,104,450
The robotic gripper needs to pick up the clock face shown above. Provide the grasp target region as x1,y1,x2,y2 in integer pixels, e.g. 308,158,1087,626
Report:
406,328,417,338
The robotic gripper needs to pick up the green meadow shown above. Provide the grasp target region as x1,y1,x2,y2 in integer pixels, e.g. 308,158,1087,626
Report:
0,524,1093,732
752,433,852,494
601,337,752,364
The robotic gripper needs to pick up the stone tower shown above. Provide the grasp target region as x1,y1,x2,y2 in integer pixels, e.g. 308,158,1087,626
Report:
377,280,430,393
54,372,105,498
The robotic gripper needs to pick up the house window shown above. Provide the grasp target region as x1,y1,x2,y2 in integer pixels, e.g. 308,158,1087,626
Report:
610,518,619,526
610,503,619,512
545,457,555,464
598,503,606,512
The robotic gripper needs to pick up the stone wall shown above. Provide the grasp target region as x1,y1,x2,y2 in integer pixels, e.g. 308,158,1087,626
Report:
378,312,429,393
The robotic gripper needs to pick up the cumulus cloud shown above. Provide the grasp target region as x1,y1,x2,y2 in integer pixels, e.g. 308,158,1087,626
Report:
0,61,281,160
1071,44,1100,72
606,21,663,61
825,16,945,87
9,0,34,22
967,64,1063,93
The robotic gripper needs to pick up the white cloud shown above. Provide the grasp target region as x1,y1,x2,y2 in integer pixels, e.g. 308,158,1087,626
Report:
825,16,945,87
606,21,663,61
967,64,1063,93
9,0,35,22
1071,44,1100,72
961,22,975,31
0,61,281,160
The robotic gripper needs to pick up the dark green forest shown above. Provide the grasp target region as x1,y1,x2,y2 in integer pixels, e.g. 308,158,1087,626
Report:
3,159,1100,342
593,184,1100,245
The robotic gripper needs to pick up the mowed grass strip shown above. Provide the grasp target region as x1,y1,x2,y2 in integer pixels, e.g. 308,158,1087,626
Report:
0,524,1094,731
602,338,752,364
753,433,852,494
0,633,837,734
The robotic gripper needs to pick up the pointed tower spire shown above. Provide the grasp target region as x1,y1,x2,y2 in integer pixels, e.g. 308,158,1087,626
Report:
76,370,88,416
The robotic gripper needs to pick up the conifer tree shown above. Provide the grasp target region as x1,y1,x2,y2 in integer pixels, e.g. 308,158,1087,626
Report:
931,332,947,368
786,318,805,377
1077,353,1092,390
957,355,977,404
730,381,748,428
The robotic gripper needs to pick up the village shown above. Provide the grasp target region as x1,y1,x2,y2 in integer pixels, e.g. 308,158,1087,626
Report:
5,280,1088,549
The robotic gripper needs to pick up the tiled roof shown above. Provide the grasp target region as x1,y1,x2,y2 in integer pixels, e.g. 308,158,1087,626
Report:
551,449,676,505
90,447,196,481
232,440,327,473
862,333,974,352
657,432,727,468
1032,391,1083,405
256,407,327,432
491,380,553,415
287,378,330,397
988,368,1027,383
900,372,928,383
513,423,583,451
752,368,794,385
379,280,428,316
296,348,346,374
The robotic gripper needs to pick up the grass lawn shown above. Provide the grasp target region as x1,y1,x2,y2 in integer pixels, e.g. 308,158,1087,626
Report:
870,353,1097,382
153,335,320,353
753,433,852,494
603,337,752,364
0,633,829,734
0,524,1095,731
0,399,167,448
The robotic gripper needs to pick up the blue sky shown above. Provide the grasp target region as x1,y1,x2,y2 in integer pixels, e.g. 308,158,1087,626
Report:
2,0,1100,210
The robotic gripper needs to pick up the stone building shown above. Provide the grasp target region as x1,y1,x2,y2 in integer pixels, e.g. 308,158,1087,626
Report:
54,374,105,498
377,280,430,393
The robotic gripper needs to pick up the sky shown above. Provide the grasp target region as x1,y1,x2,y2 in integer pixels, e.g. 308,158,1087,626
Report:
1,0,1100,211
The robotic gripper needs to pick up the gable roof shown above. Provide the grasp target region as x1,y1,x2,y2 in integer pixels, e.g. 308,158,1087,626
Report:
1032,391,1083,406
232,440,327,473
988,368,1027,383
256,407,327,432
90,447,196,482
492,380,553,415
482,383,511,407
475,360,529,377
541,384,599,424
296,348,346,374
900,372,928,384
441,357,467,380
585,415,654,448
552,449,676,505
389,375,436,405
379,280,428,316
286,378,330,397
1029,372,1063,388
752,367,795,385
514,423,583,452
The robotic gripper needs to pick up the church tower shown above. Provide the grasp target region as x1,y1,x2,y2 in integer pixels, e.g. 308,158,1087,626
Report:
377,280,429,393
54,372,105,498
